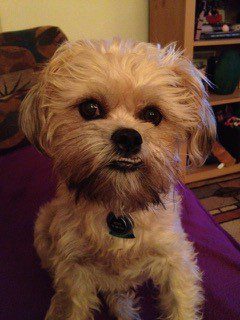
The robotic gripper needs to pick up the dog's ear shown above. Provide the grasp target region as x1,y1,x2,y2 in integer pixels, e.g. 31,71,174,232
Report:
183,69,216,167
19,82,48,155
168,50,216,167
19,40,80,156
187,97,216,167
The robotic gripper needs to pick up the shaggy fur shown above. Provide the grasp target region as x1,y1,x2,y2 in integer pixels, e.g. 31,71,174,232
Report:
20,38,216,320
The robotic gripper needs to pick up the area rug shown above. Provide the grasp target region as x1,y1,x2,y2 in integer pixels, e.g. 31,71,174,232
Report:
188,172,240,243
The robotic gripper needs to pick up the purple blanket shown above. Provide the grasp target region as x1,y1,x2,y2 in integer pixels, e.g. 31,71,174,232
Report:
1,145,240,320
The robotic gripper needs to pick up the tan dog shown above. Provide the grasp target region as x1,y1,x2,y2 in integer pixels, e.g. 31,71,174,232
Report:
20,39,215,320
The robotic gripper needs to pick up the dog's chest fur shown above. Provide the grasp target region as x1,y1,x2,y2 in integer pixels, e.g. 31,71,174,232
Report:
41,188,183,289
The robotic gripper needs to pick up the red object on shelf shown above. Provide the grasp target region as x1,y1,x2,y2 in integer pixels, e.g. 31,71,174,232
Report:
206,14,222,24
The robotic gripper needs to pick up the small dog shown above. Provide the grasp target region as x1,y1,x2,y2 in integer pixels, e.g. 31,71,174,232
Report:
20,39,215,320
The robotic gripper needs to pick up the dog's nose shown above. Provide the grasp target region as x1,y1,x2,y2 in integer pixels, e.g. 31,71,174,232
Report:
111,128,142,156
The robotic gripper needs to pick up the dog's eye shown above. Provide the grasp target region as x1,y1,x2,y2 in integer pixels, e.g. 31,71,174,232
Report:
139,106,163,126
78,99,105,120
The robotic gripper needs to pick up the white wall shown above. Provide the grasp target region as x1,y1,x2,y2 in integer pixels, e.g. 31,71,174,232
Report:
0,0,149,42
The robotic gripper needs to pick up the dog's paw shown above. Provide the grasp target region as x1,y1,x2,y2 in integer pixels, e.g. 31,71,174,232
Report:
115,307,141,320
117,315,141,320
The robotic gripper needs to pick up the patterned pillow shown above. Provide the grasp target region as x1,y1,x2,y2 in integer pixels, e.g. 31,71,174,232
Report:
0,46,36,152
0,26,67,154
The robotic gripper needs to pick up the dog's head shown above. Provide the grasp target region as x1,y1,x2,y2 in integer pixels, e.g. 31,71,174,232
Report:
20,39,215,211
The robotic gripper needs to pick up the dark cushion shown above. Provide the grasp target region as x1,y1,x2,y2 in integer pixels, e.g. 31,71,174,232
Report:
0,26,67,64
0,145,240,320
0,47,36,151
0,26,67,153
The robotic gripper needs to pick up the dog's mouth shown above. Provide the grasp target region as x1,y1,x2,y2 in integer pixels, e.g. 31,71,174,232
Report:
109,157,143,172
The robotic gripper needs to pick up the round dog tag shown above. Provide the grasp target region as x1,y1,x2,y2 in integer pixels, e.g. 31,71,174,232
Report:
107,212,135,239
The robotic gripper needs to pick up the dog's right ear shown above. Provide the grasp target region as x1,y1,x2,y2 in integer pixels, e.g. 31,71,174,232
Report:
19,82,47,155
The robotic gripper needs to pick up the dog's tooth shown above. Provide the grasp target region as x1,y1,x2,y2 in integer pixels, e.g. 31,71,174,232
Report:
115,157,142,165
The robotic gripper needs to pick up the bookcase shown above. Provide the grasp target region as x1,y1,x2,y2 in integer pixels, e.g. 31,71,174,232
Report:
149,0,240,183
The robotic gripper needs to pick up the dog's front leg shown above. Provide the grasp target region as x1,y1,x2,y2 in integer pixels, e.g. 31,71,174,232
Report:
152,248,203,320
45,264,100,320
104,290,140,320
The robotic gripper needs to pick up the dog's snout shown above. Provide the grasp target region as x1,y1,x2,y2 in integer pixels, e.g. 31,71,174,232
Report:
111,128,142,156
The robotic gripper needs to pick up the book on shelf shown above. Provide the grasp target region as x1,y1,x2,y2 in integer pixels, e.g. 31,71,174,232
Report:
200,31,240,40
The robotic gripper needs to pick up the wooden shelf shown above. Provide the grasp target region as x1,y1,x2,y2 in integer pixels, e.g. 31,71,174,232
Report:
150,0,240,183
194,38,240,47
185,163,240,183
209,88,240,106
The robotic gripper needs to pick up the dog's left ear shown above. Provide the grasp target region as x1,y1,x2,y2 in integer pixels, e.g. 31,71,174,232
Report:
172,56,216,167
187,96,216,167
